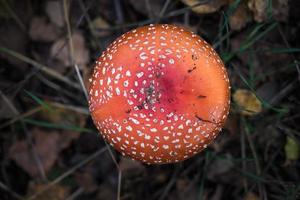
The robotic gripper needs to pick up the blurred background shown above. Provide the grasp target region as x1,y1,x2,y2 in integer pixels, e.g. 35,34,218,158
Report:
0,0,299,199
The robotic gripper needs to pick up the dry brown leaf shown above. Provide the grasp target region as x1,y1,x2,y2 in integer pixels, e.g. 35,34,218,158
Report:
248,0,289,22
233,89,262,116
45,0,65,27
247,0,267,22
50,31,89,67
207,156,234,181
224,113,239,135
59,131,80,150
26,182,69,200
0,23,28,68
244,192,259,200
119,157,145,171
229,2,251,30
74,170,98,193
96,183,117,200
272,0,289,22
29,17,61,42
129,0,165,18
91,17,111,37
181,0,228,14
9,128,60,177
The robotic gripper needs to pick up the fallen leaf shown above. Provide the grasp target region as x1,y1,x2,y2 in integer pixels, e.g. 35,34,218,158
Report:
119,157,145,171
272,0,289,22
91,17,111,37
96,183,117,200
38,104,86,128
129,0,165,18
224,113,239,135
181,0,228,14
244,192,259,200
29,17,61,42
74,169,98,193
50,31,90,67
248,0,289,22
229,2,251,30
207,156,234,181
233,89,262,116
247,0,267,22
45,0,65,27
0,23,28,68
284,136,299,161
9,128,60,178
26,182,69,200
59,131,81,150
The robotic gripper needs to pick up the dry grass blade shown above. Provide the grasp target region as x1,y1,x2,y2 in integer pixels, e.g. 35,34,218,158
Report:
27,147,107,200
0,47,81,90
63,0,89,101
0,181,24,200
1,90,48,182
62,2,123,199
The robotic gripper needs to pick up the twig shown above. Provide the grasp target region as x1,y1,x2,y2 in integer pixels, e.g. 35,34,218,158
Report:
0,181,24,200
0,0,26,31
117,171,122,200
62,2,122,199
65,187,84,200
63,0,89,100
93,0,212,32
113,0,124,24
158,0,172,19
277,25,300,82
0,106,42,129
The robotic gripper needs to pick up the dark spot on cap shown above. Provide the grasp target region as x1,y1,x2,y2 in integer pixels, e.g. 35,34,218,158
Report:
192,54,198,60
195,114,216,124
188,67,196,73
197,95,206,99
125,109,131,114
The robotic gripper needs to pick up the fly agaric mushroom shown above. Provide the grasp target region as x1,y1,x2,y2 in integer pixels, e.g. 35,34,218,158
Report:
89,24,230,164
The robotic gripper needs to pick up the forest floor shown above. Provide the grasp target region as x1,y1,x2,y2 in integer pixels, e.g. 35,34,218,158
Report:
0,0,299,200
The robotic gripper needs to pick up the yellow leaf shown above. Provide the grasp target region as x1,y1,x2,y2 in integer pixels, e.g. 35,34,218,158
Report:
244,192,259,200
26,182,69,200
285,136,300,161
181,0,228,14
233,89,262,116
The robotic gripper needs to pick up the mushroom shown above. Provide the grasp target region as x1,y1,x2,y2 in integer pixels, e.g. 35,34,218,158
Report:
88,24,230,164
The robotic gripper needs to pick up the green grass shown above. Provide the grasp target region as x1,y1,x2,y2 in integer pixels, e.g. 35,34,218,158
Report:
23,118,94,133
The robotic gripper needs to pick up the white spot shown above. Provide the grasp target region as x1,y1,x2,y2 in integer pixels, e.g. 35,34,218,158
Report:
126,126,133,131
163,136,169,141
139,52,148,60
150,128,157,133
126,70,131,76
136,72,144,78
115,87,121,95
145,135,151,140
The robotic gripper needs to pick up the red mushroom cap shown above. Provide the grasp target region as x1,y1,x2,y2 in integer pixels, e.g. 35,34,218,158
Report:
89,24,230,164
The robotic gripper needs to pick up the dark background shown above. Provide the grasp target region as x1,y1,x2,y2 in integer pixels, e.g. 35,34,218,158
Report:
0,0,299,199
